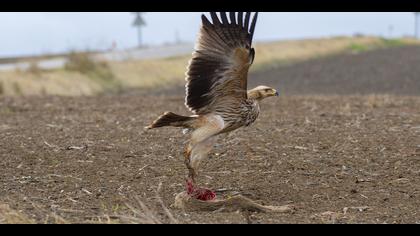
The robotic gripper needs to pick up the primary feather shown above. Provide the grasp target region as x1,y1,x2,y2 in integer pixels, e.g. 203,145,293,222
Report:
185,12,259,115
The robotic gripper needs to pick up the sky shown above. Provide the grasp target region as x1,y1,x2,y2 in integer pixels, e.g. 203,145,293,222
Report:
0,12,418,57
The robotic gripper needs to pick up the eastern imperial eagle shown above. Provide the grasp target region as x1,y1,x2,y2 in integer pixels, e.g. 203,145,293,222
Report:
146,12,278,201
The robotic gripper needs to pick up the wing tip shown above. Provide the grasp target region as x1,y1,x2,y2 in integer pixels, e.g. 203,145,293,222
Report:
210,12,221,25
201,14,212,27
249,12,259,43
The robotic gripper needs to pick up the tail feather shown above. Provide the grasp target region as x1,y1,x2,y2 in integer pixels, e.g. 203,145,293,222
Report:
145,112,196,130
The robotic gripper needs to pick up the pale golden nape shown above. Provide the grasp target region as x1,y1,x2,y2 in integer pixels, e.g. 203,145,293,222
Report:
247,86,279,100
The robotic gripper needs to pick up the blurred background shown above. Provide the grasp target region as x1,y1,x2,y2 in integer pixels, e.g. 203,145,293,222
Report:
0,12,419,96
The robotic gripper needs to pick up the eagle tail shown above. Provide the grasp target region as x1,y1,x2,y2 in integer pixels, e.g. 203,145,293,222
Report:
145,112,196,130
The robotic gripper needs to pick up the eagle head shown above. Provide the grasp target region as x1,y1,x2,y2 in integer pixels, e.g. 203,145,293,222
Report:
248,85,279,100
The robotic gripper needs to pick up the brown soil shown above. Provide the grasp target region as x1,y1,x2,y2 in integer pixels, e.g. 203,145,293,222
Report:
0,46,420,224
250,45,420,96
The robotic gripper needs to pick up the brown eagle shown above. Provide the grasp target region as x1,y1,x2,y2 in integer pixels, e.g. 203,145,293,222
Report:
146,12,278,201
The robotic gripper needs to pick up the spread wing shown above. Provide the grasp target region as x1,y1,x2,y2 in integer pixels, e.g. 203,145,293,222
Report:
185,12,258,114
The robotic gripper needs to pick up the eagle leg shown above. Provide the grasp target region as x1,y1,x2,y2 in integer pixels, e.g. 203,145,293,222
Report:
184,138,218,201
182,115,224,201
184,146,197,183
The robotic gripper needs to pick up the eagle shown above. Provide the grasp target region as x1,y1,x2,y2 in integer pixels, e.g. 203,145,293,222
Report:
146,12,278,201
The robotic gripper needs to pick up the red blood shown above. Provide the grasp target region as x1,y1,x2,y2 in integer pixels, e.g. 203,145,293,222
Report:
186,179,216,201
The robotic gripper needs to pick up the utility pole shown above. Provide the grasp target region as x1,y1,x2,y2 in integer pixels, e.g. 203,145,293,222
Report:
131,12,146,47
415,12,419,39
175,30,180,44
388,25,394,39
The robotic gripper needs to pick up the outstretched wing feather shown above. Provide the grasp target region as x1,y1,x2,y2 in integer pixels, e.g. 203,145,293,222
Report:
185,12,258,114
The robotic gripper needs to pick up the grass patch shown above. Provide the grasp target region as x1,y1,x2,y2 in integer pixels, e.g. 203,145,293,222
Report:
12,82,22,96
348,43,369,53
26,62,43,76
64,52,115,82
0,204,35,224
380,38,405,47
64,52,121,92
348,37,409,54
